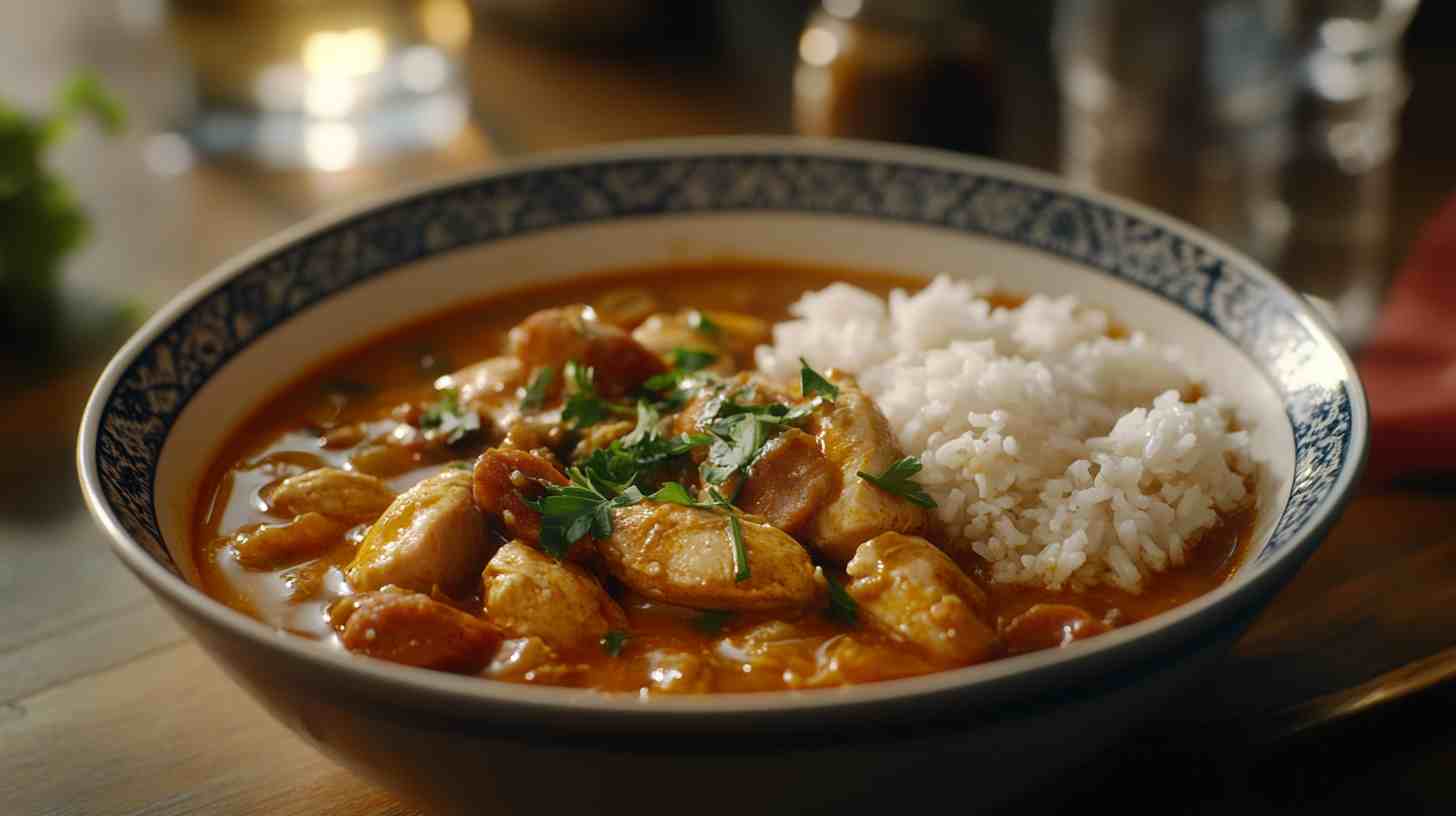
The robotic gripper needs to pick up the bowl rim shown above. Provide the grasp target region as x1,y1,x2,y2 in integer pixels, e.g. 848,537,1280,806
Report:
76,136,1369,725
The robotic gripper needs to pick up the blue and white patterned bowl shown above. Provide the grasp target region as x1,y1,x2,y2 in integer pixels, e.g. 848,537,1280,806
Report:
77,139,1366,814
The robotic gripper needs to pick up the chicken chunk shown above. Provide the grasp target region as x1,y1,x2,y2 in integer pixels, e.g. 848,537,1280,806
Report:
805,374,928,562
805,634,938,687
592,287,660,329
434,355,530,429
1002,604,1111,655
598,502,816,611
735,429,836,535
844,533,996,664
334,591,500,673
264,467,396,523
482,540,628,652
632,309,769,366
507,305,666,397
642,649,713,693
472,448,569,545
346,470,488,594
630,311,736,374
232,512,351,570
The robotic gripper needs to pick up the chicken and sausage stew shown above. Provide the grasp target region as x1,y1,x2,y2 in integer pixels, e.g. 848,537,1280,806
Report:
194,263,1254,693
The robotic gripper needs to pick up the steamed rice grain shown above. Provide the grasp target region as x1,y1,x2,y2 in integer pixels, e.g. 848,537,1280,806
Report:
756,276,1254,593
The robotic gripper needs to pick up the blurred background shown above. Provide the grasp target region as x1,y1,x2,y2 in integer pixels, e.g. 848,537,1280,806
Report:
4,0,1452,373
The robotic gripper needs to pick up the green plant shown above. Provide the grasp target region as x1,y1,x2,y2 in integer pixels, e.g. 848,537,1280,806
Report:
0,74,124,339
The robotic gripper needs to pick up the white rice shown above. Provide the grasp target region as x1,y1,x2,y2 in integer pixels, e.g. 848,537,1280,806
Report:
756,275,1254,593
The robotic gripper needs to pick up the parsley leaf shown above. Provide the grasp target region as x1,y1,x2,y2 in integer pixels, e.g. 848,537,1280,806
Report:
520,365,555,411
670,347,718,373
799,358,839,401
691,609,734,635
698,393,815,486
619,400,659,448
601,630,630,656
701,412,770,485
529,421,712,558
857,456,937,508
823,571,859,626
419,388,481,444
688,310,720,338
647,481,698,505
561,360,631,427
530,474,644,558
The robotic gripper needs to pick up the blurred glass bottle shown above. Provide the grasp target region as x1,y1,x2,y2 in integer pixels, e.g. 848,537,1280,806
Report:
168,0,475,171
1281,0,1417,347
793,0,1001,156
1055,0,1418,348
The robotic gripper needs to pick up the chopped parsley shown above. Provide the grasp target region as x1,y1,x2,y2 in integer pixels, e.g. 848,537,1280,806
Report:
447,460,474,472
699,392,815,486
670,347,718,373
419,388,481,444
691,609,734,635
688,310,720,338
710,487,750,583
601,630,630,656
529,467,644,558
561,360,631,427
799,358,839,402
527,411,712,557
857,456,937,508
646,480,697,505
520,365,555,411
823,572,859,626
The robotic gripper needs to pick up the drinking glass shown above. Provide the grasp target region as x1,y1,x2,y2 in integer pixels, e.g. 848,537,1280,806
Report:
167,0,474,170
1055,0,1418,348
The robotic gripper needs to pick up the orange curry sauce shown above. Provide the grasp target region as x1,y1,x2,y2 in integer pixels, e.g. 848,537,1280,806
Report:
192,262,1250,693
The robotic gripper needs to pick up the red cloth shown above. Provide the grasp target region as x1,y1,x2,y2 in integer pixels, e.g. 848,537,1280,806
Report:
1357,193,1456,484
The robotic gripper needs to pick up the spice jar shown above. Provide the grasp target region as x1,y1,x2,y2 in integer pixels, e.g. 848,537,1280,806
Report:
792,0,1000,155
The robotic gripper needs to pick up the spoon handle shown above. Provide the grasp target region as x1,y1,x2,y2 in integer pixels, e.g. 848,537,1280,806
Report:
1254,642,1456,743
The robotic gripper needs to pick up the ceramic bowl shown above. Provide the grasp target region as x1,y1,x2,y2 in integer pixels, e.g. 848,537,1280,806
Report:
78,138,1367,814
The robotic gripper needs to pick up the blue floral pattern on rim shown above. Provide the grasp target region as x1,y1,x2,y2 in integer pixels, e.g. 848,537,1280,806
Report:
94,154,1353,575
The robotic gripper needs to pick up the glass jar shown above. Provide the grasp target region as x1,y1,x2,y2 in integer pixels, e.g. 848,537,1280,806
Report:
793,0,1000,156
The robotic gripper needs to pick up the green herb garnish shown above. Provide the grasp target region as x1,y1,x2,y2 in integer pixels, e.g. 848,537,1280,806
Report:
520,365,555,411
857,456,937,508
618,400,659,448
688,310,720,338
528,419,712,557
1,74,125,339
601,630,630,656
647,481,698,505
419,388,481,444
824,572,859,626
709,487,750,583
670,347,718,373
698,393,814,486
799,358,839,402
447,460,473,472
561,360,632,427
529,469,645,559
691,609,734,635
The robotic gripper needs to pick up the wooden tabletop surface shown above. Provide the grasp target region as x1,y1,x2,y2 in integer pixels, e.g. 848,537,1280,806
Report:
5,3,1456,814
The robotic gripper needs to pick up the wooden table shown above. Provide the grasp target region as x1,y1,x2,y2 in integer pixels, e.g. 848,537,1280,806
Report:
5,3,1456,814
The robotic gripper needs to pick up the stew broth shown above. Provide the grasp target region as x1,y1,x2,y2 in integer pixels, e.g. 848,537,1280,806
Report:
193,262,1249,693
